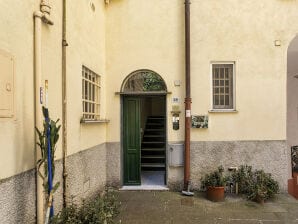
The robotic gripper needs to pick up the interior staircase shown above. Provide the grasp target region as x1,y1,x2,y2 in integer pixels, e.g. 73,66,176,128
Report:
141,116,166,171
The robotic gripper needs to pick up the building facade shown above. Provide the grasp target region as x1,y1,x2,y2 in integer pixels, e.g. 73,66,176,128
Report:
1,0,298,223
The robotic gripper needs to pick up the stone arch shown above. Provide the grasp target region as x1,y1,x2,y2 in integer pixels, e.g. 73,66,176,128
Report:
121,69,167,93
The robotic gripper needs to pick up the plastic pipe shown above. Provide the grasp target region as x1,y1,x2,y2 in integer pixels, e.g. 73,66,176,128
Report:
34,2,53,223
34,11,44,224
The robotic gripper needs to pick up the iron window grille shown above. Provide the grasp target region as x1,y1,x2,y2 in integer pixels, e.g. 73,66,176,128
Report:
211,63,235,110
82,66,101,121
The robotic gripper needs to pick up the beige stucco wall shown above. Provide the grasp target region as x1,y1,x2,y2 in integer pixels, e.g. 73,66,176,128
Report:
0,0,45,179
191,0,298,141
0,0,107,180
106,0,185,142
66,0,107,155
1,0,298,188
106,0,298,144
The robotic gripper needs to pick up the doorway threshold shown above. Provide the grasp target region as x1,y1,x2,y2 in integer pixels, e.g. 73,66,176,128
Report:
120,171,169,191
120,185,169,191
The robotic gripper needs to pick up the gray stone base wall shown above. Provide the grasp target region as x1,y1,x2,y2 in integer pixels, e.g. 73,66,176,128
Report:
0,169,36,224
54,143,107,210
106,142,121,187
0,143,108,223
168,140,290,192
0,140,290,223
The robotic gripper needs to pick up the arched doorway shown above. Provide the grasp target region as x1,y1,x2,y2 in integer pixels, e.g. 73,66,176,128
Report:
121,70,168,188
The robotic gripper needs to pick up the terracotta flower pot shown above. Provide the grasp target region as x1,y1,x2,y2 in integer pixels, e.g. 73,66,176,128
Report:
254,195,265,205
288,171,298,199
206,186,225,202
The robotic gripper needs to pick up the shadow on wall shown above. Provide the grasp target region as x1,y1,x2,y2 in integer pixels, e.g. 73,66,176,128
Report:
287,34,298,148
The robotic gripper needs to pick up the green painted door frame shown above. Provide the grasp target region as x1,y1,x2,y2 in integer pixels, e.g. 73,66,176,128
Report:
123,97,141,185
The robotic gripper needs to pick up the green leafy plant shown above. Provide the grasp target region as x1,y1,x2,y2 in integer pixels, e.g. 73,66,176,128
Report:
231,165,279,202
200,166,226,190
291,146,298,172
247,170,278,202
143,73,166,91
35,106,61,195
51,188,120,224
231,165,254,195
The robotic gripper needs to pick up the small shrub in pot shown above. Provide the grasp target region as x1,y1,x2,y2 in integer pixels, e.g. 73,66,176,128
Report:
200,166,226,202
231,165,279,204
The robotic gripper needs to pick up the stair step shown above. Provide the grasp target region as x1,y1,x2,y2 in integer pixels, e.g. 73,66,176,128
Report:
143,135,165,137
141,163,165,168
148,116,165,119
141,155,165,159
145,129,164,131
146,123,164,126
142,148,165,151
142,141,164,144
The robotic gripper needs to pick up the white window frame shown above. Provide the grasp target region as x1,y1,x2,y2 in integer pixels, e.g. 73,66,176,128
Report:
81,65,101,121
210,62,236,112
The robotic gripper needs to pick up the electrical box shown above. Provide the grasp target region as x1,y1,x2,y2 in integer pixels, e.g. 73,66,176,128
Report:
168,144,184,167
0,50,14,118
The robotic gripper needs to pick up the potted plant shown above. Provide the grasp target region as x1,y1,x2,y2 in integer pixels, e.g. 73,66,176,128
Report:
231,165,279,204
200,166,226,202
247,170,279,204
292,146,298,174
288,146,298,199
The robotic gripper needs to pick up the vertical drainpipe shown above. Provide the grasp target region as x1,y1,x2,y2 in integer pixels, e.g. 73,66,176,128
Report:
183,0,192,193
34,1,53,223
33,11,44,224
62,0,68,208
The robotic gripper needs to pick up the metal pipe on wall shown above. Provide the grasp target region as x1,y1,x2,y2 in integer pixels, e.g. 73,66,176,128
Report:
183,0,193,195
62,0,68,208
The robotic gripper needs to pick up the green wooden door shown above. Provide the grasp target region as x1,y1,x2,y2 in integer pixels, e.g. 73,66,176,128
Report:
123,97,141,185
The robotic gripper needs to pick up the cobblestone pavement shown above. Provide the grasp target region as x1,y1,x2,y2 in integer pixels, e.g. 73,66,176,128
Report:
115,191,298,224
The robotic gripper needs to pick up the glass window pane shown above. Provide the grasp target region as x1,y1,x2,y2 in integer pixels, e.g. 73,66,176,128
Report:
220,95,224,105
89,82,92,100
214,95,219,105
123,70,166,92
225,68,229,78
220,68,224,78
82,66,101,120
85,102,88,113
84,81,88,100
212,63,234,109
215,69,219,79
225,95,229,106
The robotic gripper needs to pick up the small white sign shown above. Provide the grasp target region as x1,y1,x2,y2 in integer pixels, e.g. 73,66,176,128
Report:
174,80,181,86
172,97,179,103
186,110,191,117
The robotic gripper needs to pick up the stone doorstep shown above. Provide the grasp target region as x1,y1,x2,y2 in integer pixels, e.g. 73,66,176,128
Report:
288,174,298,199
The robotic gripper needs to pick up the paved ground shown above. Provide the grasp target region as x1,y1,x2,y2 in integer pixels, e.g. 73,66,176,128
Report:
115,191,298,224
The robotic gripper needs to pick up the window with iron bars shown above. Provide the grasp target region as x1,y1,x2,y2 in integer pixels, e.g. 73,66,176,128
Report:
82,66,100,121
212,63,235,110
